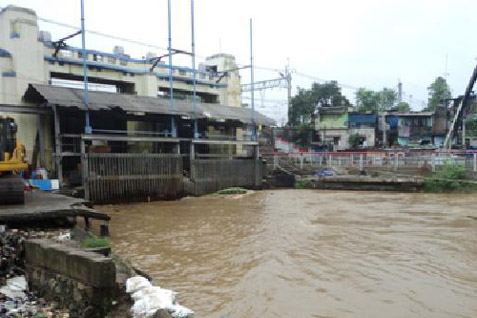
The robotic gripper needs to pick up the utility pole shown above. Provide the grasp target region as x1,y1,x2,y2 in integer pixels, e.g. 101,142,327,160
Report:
285,58,292,112
250,18,256,141
398,80,403,104
191,0,198,138
168,0,177,138
80,0,91,134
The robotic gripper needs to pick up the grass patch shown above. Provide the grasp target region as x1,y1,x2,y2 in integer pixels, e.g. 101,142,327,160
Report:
81,237,111,248
424,161,476,193
216,187,247,195
294,179,314,189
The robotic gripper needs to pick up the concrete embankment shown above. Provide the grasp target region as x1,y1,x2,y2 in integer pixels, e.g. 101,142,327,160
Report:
24,239,116,317
0,192,128,318
0,191,194,317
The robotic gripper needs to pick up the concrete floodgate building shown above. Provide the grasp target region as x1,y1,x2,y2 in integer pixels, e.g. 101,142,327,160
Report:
0,5,274,202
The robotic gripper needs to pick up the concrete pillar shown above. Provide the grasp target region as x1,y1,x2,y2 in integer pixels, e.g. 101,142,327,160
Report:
359,154,364,172
299,154,304,170
431,154,436,172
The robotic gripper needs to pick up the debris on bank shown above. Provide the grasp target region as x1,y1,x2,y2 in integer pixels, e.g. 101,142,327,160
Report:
126,276,194,318
0,229,71,317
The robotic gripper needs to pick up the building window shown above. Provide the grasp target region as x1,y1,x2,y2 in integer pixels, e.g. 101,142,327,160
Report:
78,51,89,60
333,137,340,145
179,70,187,76
93,54,103,62
60,50,73,58
107,56,116,64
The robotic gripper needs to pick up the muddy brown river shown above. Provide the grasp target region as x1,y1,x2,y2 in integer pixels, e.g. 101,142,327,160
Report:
101,190,477,318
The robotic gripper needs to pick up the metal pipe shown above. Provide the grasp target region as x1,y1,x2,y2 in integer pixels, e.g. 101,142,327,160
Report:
191,0,198,138
250,18,256,141
168,0,177,137
80,0,91,134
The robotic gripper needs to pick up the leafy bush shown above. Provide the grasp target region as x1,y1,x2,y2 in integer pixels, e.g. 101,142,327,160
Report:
424,161,470,192
81,237,111,248
348,133,361,149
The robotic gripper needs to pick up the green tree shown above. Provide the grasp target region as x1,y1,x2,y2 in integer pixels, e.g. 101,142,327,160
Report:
355,88,380,113
288,81,350,126
427,76,451,111
391,101,411,112
465,113,477,137
355,87,397,113
348,133,361,149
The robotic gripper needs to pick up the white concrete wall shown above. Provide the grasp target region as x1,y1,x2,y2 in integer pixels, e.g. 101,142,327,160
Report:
0,6,50,167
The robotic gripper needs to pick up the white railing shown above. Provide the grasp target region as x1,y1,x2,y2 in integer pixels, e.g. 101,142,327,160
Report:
262,151,477,173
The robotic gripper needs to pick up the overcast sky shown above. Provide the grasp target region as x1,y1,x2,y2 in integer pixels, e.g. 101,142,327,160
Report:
1,0,477,124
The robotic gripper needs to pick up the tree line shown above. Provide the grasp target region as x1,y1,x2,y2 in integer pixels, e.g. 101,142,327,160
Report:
288,76,452,126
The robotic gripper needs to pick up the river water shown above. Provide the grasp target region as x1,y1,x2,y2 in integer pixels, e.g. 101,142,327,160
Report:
101,190,477,318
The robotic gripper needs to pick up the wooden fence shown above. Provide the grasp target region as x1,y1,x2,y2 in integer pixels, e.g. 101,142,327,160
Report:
191,159,262,195
83,153,183,204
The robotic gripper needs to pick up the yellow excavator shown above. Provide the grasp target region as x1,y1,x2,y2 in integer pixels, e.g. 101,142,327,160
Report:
0,117,28,204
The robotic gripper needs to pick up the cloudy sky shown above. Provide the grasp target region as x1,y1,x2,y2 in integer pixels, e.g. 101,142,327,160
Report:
1,0,477,124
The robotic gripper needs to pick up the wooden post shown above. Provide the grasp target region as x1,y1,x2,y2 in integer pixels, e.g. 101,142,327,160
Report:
474,153,477,172
52,106,63,186
84,216,91,231
299,153,304,170
100,223,109,237
255,144,261,187
350,154,353,166
394,153,398,171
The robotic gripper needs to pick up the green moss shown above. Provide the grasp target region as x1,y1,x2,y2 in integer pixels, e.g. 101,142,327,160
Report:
216,187,247,195
81,237,111,248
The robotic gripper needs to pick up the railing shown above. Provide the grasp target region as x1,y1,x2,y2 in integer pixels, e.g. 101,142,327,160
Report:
262,151,477,173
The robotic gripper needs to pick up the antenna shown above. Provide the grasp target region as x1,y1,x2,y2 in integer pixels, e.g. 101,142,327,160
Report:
444,54,450,79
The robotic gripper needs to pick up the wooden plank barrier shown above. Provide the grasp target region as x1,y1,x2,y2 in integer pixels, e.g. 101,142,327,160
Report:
191,159,261,195
84,153,183,204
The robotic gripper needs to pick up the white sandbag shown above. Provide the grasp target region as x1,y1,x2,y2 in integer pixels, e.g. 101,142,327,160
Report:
0,276,28,299
132,286,176,304
126,276,152,294
170,304,194,318
131,293,175,318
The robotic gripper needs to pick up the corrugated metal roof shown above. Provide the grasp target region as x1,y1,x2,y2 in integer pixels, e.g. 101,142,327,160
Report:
25,84,275,126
